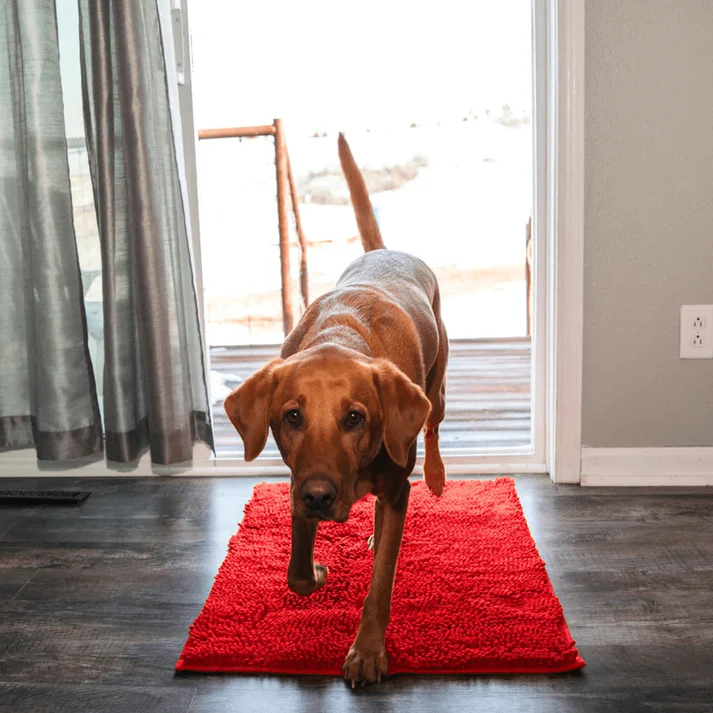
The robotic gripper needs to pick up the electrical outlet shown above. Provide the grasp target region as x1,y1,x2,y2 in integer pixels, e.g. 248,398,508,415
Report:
680,305,713,359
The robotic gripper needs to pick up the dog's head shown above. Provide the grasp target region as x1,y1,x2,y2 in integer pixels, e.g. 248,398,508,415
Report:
224,345,430,521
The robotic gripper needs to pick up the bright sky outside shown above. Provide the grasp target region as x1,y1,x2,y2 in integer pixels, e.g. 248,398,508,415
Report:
191,0,532,134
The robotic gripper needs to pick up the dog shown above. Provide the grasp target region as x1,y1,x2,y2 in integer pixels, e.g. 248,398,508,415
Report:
224,133,448,686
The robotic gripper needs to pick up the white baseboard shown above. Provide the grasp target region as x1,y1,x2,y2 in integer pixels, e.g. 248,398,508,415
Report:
581,447,713,486
0,443,215,478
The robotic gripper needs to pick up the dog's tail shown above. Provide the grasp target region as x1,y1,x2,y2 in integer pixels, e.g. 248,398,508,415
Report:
338,133,385,252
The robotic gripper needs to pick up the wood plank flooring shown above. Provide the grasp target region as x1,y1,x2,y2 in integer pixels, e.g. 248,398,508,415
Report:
211,338,532,459
0,475,711,712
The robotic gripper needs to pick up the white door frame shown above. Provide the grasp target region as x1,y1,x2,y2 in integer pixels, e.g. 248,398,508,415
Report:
0,0,584,480
544,0,584,483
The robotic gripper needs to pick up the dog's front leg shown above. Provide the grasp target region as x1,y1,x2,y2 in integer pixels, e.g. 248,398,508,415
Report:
343,481,410,686
287,517,328,596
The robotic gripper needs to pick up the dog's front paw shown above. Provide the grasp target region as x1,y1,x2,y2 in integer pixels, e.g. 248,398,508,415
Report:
343,640,388,687
287,563,328,596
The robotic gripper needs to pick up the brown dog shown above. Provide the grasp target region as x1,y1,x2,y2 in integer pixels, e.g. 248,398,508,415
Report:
224,134,448,686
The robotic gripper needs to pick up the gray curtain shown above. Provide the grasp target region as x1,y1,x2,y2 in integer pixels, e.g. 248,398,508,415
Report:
78,0,213,464
0,0,103,459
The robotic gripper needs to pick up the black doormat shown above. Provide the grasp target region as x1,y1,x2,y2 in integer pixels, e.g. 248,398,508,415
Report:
0,490,91,506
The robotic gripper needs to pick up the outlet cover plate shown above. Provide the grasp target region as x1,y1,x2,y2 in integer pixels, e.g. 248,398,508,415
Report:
680,304,713,359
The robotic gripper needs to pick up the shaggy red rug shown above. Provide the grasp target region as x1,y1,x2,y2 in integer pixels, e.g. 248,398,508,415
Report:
176,478,585,675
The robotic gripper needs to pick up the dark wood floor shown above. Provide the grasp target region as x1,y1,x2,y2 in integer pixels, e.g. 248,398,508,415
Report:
211,338,532,459
0,475,711,713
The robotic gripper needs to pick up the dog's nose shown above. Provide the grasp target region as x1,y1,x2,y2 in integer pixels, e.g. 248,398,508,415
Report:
301,476,337,514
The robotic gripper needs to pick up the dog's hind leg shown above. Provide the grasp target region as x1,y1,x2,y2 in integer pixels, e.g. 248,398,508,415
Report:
423,299,448,496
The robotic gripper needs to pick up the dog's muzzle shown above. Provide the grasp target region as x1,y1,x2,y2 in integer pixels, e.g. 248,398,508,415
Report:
300,476,337,516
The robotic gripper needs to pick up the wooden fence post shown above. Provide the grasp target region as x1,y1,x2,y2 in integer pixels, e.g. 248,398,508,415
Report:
286,152,309,310
274,118,294,335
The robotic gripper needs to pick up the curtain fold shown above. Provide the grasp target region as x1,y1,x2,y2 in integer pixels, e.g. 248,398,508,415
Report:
79,0,213,465
0,0,103,459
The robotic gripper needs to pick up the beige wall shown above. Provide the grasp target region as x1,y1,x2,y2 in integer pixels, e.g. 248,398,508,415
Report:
583,0,713,447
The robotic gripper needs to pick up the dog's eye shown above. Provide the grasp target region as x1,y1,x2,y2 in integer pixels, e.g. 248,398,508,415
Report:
284,409,302,427
345,410,366,428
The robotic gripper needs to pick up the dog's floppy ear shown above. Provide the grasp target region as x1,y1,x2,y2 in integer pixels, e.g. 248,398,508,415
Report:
224,358,283,461
372,360,431,468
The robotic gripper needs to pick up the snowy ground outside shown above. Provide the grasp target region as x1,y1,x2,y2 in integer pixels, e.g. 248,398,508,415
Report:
198,117,533,345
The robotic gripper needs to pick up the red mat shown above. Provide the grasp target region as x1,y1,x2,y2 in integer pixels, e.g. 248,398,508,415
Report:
176,478,585,675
